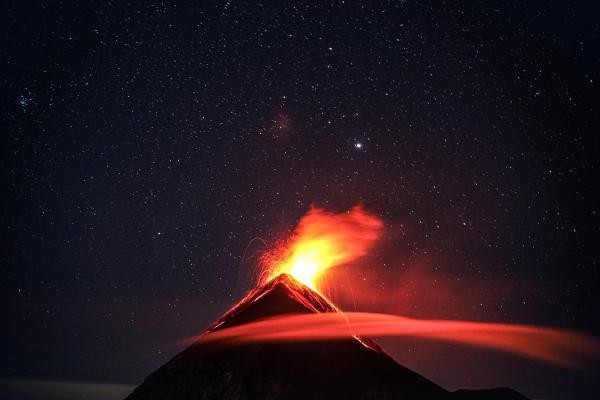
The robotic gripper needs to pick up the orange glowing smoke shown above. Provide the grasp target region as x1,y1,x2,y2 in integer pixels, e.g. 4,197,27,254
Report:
193,312,600,368
259,206,383,292
192,206,600,370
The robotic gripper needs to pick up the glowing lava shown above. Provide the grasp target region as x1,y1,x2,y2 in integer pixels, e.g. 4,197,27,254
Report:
259,205,383,292
183,274,600,369
181,205,600,371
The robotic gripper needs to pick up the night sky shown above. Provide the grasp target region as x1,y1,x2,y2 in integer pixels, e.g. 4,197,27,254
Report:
2,1,599,399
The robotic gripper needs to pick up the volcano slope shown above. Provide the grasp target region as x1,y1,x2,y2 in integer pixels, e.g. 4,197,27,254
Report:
125,274,528,400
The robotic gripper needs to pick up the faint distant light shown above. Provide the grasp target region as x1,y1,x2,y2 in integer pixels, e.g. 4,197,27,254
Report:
18,95,30,108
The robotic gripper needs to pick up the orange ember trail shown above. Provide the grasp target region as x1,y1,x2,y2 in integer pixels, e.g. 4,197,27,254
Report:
190,312,600,368
259,206,383,292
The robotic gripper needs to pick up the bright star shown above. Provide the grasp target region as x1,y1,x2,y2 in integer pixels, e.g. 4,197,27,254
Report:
354,142,363,149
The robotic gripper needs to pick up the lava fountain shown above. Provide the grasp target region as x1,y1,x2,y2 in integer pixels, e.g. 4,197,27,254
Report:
258,205,383,292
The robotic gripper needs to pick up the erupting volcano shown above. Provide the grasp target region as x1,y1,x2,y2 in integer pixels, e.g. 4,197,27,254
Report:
126,273,528,400
126,206,598,399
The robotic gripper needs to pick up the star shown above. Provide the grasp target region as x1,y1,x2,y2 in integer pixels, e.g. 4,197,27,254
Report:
18,95,30,108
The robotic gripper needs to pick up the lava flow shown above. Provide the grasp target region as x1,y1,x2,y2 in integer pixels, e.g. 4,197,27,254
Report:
192,206,600,369
258,205,383,292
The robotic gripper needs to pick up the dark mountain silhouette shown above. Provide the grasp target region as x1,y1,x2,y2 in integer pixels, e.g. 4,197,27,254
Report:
125,274,528,400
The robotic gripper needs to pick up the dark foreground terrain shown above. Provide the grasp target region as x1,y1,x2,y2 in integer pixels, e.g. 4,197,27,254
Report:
126,274,528,400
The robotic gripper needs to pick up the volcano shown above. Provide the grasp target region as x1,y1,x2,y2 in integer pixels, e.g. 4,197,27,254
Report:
125,274,528,400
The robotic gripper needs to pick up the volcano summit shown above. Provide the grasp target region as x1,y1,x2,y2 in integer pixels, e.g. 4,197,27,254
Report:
125,274,528,400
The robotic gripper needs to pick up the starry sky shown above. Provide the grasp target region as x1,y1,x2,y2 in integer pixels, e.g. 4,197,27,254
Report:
2,1,599,399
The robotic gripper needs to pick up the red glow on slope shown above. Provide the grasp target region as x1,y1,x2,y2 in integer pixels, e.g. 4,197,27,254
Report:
259,206,383,293
192,312,600,368
185,208,600,373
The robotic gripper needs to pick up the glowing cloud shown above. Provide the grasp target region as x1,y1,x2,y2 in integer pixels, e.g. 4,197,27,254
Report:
193,312,600,368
